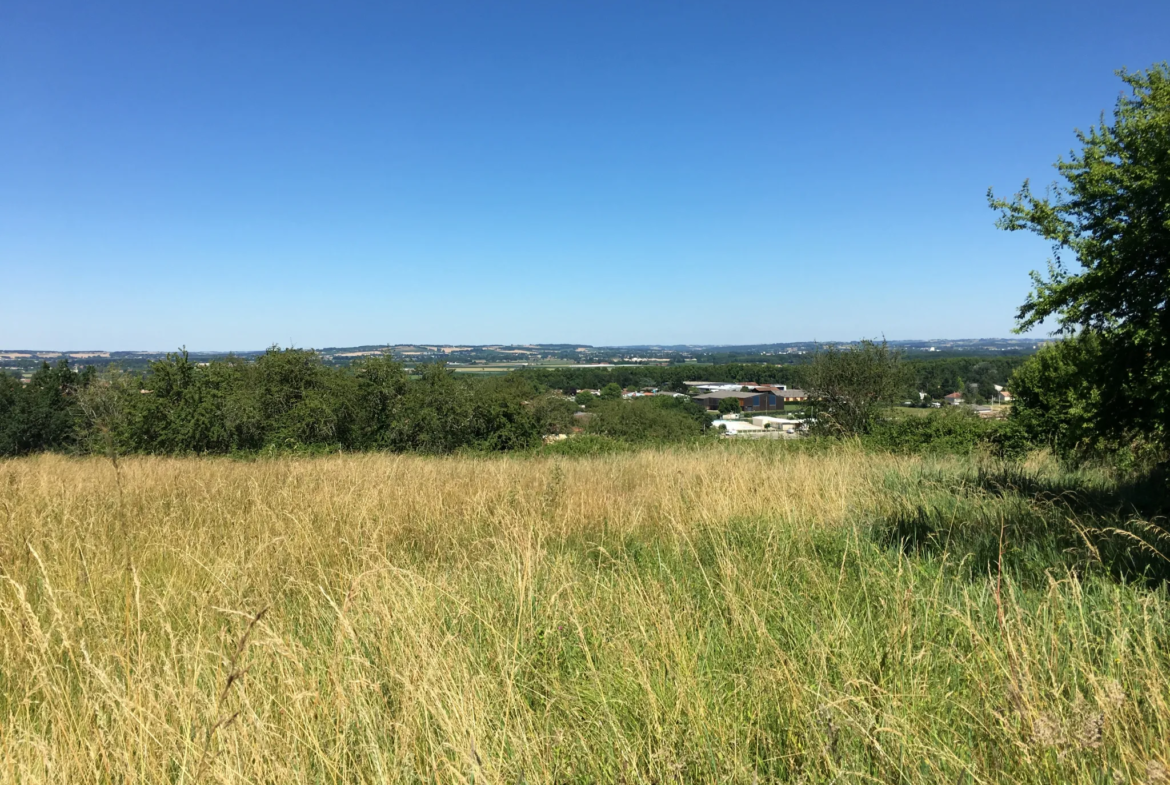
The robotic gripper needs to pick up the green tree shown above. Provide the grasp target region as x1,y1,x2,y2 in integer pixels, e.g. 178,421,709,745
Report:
0,372,23,455
253,347,354,448
466,389,541,451
0,360,93,455
802,340,912,436
717,397,742,415
123,350,259,453
1008,333,1106,460
574,390,596,406
352,355,411,449
586,397,704,443
599,382,623,401
531,392,577,435
990,64,1170,456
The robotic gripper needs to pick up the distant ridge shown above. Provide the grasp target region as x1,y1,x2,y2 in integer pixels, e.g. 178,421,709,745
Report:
3,337,1041,356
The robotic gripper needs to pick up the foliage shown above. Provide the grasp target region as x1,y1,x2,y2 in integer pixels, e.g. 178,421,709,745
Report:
1008,334,1105,460
0,350,1062,459
717,396,742,415
990,63,1170,456
585,396,707,443
529,392,578,436
0,360,95,456
909,356,1028,402
599,382,623,401
537,433,630,456
866,408,1004,456
802,340,913,436
0,349,552,457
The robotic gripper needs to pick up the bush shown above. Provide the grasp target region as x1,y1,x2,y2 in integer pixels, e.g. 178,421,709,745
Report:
865,408,1016,456
586,397,706,443
530,393,578,435
538,434,630,456
599,383,623,401
0,360,95,456
717,397,741,415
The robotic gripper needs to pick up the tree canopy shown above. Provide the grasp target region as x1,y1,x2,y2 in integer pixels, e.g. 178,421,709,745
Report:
717,397,742,415
991,64,1170,457
802,340,912,436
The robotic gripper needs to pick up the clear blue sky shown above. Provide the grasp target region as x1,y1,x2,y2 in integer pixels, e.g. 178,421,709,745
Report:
2,1,1166,350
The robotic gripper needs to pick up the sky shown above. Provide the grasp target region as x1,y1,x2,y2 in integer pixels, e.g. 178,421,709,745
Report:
2,1,1167,350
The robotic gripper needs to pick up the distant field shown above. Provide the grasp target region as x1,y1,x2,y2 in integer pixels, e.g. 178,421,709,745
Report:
449,361,664,373
2,447,1166,783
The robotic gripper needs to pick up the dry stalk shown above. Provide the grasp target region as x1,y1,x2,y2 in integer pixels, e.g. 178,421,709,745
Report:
191,605,269,784
994,512,1027,718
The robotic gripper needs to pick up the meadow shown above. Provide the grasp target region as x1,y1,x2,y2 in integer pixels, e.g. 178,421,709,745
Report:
1,445,1167,783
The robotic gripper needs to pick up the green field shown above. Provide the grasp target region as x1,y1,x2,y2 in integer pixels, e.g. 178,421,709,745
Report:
2,444,1167,783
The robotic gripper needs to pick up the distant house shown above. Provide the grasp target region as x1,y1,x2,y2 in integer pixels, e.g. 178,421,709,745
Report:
692,390,782,412
993,385,1013,403
944,392,964,405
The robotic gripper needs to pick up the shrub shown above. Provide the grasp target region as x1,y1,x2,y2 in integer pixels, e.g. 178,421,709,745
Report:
586,397,706,443
717,397,742,415
539,434,630,456
865,408,1005,455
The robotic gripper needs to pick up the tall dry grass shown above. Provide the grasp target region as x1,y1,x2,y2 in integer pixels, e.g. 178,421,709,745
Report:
1,446,1167,783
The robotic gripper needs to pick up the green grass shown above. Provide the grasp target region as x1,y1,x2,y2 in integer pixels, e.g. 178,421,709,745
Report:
1,448,1168,783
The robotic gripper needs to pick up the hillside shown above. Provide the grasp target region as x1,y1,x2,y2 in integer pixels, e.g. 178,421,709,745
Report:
0,338,1042,377
2,445,1166,783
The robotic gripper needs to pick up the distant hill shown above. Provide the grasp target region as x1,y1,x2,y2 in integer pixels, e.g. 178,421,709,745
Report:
0,338,1045,376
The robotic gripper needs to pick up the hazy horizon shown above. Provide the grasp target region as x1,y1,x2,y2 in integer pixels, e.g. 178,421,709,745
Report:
2,336,1047,355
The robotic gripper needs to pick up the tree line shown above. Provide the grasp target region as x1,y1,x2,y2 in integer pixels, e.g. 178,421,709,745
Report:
0,349,712,457
0,344,1029,459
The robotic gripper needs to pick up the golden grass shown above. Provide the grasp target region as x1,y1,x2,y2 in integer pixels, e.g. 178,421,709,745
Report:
1,447,1167,783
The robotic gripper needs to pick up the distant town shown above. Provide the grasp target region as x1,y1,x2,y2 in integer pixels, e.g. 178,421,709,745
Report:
0,337,1045,380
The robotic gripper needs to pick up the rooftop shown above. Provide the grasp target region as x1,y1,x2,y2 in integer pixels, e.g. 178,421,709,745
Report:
692,390,765,400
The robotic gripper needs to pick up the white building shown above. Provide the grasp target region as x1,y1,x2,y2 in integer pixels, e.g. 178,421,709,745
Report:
711,419,766,435
750,416,803,433
684,381,745,392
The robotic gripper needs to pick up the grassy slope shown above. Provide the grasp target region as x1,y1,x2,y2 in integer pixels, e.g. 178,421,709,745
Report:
1,446,1167,783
